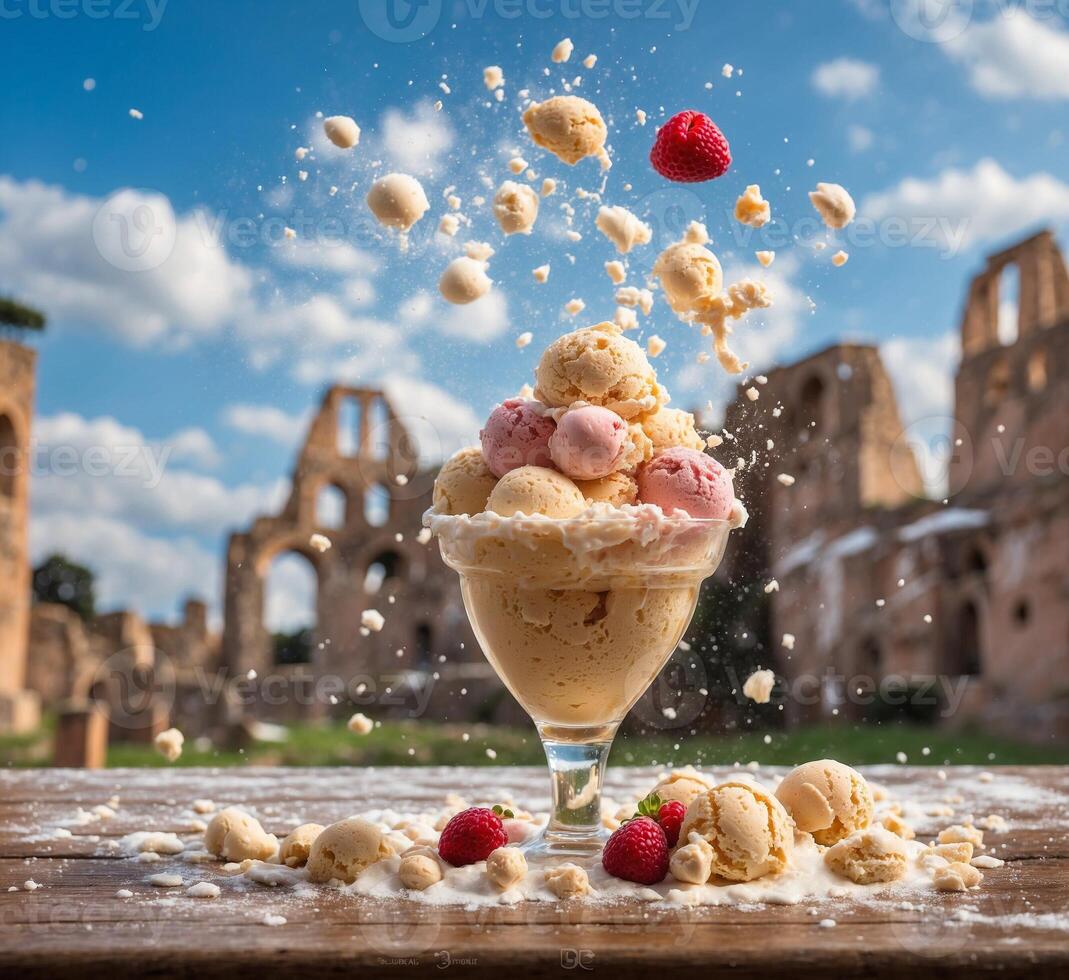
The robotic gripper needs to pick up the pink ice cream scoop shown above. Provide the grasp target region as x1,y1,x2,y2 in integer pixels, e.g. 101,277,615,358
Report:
548,406,628,480
480,399,557,478
636,448,734,519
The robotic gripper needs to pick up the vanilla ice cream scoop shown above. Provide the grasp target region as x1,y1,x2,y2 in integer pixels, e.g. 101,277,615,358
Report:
433,447,498,515
653,241,724,315
493,181,539,235
534,322,665,418
679,781,794,882
651,766,715,806
640,407,705,452
366,173,430,230
204,807,278,862
575,471,638,507
439,256,492,304
522,95,609,167
306,817,395,884
775,759,874,846
487,465,587,518
279,823,324,868
323,115,360,149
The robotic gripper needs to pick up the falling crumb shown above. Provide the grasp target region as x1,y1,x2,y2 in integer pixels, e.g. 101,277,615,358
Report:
565,298,586,316
781,633,796,650
721,64,734,78
565,230,582,242
154,728,184,763
777,474,796,487
923,613,933,624
484,66,504,91
742,669,775,704
541,178,557,197
532,264,550,283
583,54,597,69
297,170,308,182
395,475,408,487
647,335,666,358
832,250,849,267
361,609,385,632
745,387,759,402
705,434,723,449
347,713,374,736
756,250,775,267
636,109,648,126
439,214,460,237
508,156,528,175
417,527,432,545
283,227,297,240
516,332,533,349
309,533,331,553
128,108,143,120
486,748,498,760
604,260,627,284
764,580,779,594
551,38,574,63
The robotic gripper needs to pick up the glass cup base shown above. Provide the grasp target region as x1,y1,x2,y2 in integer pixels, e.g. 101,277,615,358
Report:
520,825,612,862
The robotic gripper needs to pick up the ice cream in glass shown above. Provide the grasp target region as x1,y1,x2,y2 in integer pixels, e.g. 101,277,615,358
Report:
427,322,745,856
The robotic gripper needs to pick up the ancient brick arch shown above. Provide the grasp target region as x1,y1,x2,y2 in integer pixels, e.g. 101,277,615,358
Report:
221,385,447,689
960,229,1069,356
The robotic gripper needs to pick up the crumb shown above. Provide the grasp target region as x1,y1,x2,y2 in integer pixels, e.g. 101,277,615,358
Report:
541,178,557,197
115,889,133,899
551,38,574,63
532,264,550,283
348,713,374,736
309,533,331,553
147,873,183,888
484,66,504,91
516,332,533,349
781,633,795,650
745,387,759,401
361,609,385,632
832,250,849,267
544,863,590,899
777,474,796,487
129,108,143,120
742,669,775,704
583,54,597,69
154,728,184,763
186,881,221,899
734,185,771,228
764,580,779,593
647,335,666,358
508,156,528,175
262,913,287,927
604,260,627,284
755,250,775,267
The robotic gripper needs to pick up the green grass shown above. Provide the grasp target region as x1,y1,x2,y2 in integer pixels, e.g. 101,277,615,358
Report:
4,717,1068,769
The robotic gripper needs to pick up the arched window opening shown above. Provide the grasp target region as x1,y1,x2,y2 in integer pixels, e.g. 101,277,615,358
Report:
799,375,826,434
265,552,317,665
365,395,390,461
985,359,1011,406
364,482,390,527
1012,598,1031,629
364,550,403,594
966,548,987,576
1027,349,1048,392
337,396,361,457
414,623,433,669
997,264,1020,346
0,413,18,499
945,601,982,677
316,484,347,530
859,636,881,676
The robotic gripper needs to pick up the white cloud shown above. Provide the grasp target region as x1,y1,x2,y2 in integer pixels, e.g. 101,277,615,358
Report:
31,412,285,537
274,238,381,276
862,158,1069,252
380,101,455,176
880,331,961,495
441,290,510,342
264,552,317,632
222,404,312,447
0,177,252,347
942,9,1069,101
847,124,874,153
811,58,880,100
380,374,482,463
29,512,222,622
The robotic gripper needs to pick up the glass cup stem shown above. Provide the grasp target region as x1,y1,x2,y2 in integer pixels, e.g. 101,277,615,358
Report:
525,722,618,859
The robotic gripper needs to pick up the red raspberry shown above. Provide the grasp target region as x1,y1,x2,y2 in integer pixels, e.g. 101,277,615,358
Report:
602,816,669,884
650,111,731,183
437,807,509,866
657,800,687,848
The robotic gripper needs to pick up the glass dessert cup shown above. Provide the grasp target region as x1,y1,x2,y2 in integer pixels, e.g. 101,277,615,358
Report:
434,513,733,859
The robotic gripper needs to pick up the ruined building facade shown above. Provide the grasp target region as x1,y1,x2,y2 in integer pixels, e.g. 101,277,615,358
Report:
0,339,40,733
725,230,1069,740
220,386,493,727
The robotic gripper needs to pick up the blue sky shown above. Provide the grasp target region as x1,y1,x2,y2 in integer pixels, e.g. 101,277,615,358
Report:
2,0,1068,627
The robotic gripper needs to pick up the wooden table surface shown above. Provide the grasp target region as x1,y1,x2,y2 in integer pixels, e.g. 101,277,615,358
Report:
2,765,1067,978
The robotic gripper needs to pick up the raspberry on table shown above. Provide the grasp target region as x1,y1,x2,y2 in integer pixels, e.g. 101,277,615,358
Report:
437,807,510,867
650,110,732,183
602,816,669,885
